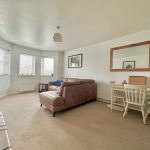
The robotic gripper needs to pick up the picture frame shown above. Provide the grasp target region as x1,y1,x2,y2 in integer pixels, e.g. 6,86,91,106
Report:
68,54,83,68
123,60,135,69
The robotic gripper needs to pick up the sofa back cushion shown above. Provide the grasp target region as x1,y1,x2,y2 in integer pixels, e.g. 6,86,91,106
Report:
62,83,97,107
80,79,95,84
67,78,95,84
58,81,81,96
63,81,81,86
57,78,95,96
60,77,68,81
67,78,80,82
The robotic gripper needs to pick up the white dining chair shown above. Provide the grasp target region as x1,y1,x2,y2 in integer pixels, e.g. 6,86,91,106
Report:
123,84,147,124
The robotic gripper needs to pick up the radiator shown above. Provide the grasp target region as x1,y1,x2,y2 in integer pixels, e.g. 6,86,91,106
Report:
19,82,35,92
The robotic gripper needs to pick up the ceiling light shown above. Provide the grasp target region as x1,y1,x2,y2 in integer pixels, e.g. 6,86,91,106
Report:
53,26,63,42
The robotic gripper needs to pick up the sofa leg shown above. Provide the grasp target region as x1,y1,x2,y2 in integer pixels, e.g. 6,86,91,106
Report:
41,104,42,107
53,112,56,117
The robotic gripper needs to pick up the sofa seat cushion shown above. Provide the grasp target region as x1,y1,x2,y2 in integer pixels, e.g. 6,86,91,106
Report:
40,91,65,106
48,85,60,91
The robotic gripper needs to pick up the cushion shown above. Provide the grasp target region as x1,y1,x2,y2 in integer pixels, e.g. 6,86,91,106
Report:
54,80,63,86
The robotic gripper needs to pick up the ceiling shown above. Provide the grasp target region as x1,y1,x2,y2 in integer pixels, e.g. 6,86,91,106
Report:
0,0,150,51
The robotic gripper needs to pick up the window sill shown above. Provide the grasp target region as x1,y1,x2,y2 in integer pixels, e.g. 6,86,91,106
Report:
40,75,55,77
0,74,10,76
19,75,35,77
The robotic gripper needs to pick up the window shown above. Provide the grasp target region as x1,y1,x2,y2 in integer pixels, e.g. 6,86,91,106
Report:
19,54,35,76
41,58,54,76
0,48,10,75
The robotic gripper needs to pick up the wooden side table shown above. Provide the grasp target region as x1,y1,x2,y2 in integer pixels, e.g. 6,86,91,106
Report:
38,83,48,93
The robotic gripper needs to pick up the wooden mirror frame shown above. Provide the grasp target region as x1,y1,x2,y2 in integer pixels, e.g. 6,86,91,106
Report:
110,41,150,72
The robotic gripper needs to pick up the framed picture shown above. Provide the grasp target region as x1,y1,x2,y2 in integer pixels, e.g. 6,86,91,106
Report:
68,54,83,68
123,60,135,69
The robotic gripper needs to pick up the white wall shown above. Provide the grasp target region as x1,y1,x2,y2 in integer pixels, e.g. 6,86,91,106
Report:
0,38,64,96
63,29,150,101
0,39,11,97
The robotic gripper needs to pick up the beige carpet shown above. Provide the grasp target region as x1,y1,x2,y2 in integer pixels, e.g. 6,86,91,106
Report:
0,92,150,150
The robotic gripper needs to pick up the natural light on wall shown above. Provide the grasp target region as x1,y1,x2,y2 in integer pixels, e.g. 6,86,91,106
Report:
19,54,35,76
0,48,10,75
41,58,54,76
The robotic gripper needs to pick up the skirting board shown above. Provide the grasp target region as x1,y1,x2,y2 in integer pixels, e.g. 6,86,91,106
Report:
0,93,8,98
97,97,110,103
0,90,36,99
97,97,124,112
97,97,150,114
107,104,124,112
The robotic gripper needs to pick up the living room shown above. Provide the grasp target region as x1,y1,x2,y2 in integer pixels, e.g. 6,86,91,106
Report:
0,0,150,150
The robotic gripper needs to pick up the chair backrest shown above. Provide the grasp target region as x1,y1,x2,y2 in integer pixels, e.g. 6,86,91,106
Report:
124,84,147,106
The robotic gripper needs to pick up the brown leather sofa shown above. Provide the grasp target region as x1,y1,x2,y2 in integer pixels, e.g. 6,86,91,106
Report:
39,78,97,116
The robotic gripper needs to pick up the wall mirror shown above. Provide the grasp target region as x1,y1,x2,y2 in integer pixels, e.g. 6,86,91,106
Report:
110,41,150,72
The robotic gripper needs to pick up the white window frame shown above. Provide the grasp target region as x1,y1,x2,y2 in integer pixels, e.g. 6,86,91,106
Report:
0,48,10,75
41,57,54,76
19,54,35,76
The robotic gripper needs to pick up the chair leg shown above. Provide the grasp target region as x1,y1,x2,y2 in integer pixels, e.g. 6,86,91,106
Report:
41,104,42,107
111,99,113,112
145,105,150,121
141,106,146,125
123,99,126,111
123,103,129,117
110,88,113,112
